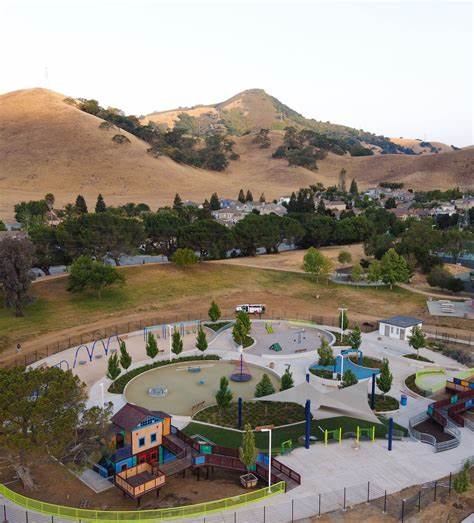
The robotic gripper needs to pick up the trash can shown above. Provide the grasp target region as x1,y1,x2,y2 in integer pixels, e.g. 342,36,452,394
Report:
400,394,407,407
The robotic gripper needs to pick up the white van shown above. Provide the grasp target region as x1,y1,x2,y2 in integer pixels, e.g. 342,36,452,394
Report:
235,304,266,315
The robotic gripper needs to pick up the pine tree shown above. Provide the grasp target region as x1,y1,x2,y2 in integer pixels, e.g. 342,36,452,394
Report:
195,327,208,352
259,193,266,203
210,192,220,210
245,190,253,202
341,369,358,388
172,329,183,356
95,194,106,213
376,358,393,397
280,367,294,391
453,460,471,493
349,178,358,196
338,169,347,193
146,331,158,359
215,376,233,411
75,195,88,214
348,326,362,350
255,374,275,397
236,311,251,337
316,199,326,215
380,248,410,289
208,300,221,322
238,189,245,203
317,339,334,366
106,352,121,380
44,193,55,211
173,193,183,211
232,320,245,346
239,423,258,470
119,339,132,369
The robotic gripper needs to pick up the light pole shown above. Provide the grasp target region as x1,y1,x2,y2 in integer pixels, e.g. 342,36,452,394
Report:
168,324,173,362
338,307,347,338
99,382,104,408
258,428,272,492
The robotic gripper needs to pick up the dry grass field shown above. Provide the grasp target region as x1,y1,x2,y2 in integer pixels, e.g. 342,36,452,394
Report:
1,88,473,220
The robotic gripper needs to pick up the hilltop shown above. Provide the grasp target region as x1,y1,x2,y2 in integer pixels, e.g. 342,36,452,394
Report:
0,88,472,219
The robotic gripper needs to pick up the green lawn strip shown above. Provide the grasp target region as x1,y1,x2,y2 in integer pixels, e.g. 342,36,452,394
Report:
204,321,232,332
194,401,305,429
405,373,427,397
403,354,434,363
183,415,404,451
108,355,220,393
242,335,254,348
370,394,399,411
349,355,383,368
309,368,336,380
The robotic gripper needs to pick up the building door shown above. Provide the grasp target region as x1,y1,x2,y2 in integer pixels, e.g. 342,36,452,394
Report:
384,325,390,337
399,328,405,340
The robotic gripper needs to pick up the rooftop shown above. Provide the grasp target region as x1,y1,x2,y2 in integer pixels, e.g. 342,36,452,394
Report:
379,315,423,328
111,403,170,432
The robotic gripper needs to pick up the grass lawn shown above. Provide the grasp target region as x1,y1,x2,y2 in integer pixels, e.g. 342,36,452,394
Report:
309,368,337,380
193,401,306,428
370,394,399,411
183,416,407,451
204,321,232,332
0,262,431,356
350,355,384,369
404,354,434,363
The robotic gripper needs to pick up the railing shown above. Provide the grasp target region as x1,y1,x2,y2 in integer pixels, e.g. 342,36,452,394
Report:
408,411,437,447
409,411,462,453
271,457,302,484
0,481,286,521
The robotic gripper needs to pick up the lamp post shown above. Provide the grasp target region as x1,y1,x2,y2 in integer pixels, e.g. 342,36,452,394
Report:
338,307,347,338
258,427,272,492
99,382,104,408
168,324,173,362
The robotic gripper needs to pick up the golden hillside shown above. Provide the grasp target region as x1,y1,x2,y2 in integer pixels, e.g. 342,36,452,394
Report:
0,88,472,219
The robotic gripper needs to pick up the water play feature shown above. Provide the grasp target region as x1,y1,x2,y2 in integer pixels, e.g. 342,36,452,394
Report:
311,351,380,380
124,360,280,416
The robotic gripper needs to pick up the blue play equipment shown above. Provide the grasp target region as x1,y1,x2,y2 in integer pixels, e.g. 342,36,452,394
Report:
311,349,380,380
72,334,122,368
53,360,70,371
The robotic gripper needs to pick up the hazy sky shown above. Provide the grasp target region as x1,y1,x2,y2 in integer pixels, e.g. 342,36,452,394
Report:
1,0,473,146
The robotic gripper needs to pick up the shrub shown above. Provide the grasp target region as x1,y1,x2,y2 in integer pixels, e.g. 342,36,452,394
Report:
255,374,275,398
171,248,198,268
338,251,352,264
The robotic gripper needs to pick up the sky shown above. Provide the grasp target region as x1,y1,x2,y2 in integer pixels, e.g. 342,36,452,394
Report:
1,0,473,146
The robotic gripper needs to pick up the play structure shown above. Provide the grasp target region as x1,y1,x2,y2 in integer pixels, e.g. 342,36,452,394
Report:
322,425,376,445
323,427,342,445
415,368,447,396
230,355,252,382
269,343,282,352
428,390,474,429
446,369,474,393
265,322,274,334
280,439,293,455
311,348,380,381
72,334,122,368
148,386,168,397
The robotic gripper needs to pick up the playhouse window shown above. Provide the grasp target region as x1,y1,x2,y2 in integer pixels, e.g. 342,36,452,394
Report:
151,433,157,443
138,437,145,447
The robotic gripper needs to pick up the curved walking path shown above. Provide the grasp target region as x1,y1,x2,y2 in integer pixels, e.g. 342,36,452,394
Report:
5,319,474,522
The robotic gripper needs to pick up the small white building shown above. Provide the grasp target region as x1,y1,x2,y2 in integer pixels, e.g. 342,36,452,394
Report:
378,316,423,341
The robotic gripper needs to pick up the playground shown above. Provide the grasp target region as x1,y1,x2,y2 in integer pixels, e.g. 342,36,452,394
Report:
124,359,280,416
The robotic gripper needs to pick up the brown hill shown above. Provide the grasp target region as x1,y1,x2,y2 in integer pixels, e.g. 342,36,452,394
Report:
0,88,472,220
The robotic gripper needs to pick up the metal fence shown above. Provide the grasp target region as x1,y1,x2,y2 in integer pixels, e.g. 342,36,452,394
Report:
0,310,377,369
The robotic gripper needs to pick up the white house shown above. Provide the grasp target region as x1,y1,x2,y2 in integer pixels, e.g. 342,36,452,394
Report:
378,316,423,341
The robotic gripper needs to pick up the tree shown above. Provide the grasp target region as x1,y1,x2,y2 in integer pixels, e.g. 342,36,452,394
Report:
67,256,124,298
341,369,358,388
376,358,393,397
238,189,246,203
0,220,6,231
245,190,253,202
255,374,275,397
0,237,34,316
172,329,183,356
349,178,358,196
173,193,183,211
303,247,333,282
171,248,198,267
384,197,397,209
348,326,362,350
75,195,88,214
351,262,363,282
232,320,246,346
119,340,132,369
210,192,220,210
442,229,474,264
146,331,159,359
0,366,103,480
195,327,208,352
14,200,48,230
208,300,221,322
338,251,352,264
44,193,55,211
338,169,347,192
453,460,471,494
143,210,186,258
28,223,63,275
380,248,410,289
367,260,382,283
259,193,266,203
281,367,294,391
239,424,258,471
236,311,251,337
107,352,121,380
178,219,233,259
95,194,106,213
408,326,426,358
215,376,233,411
317,339,334,366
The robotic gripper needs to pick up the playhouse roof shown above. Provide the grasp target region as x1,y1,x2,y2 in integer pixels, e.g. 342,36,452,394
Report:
111,403,171,432
379,315,422,328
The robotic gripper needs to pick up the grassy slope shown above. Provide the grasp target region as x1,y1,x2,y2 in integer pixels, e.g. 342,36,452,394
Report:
0,262,431,357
